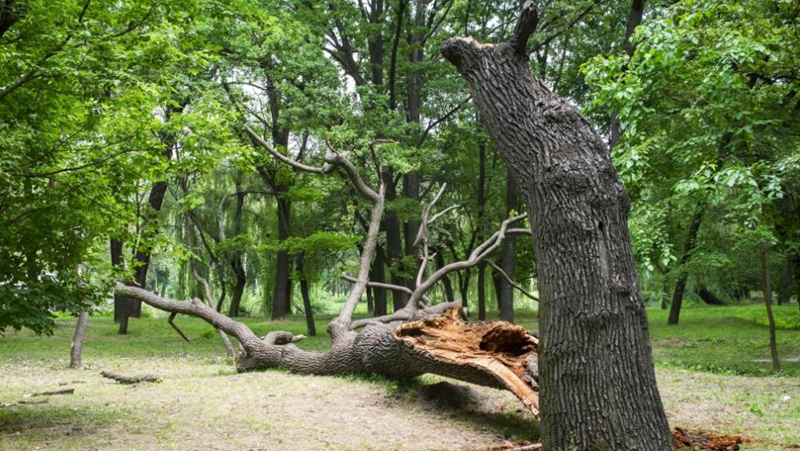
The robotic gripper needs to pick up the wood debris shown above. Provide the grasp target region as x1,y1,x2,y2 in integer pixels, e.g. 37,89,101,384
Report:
101,371,163,384
672,427,749,450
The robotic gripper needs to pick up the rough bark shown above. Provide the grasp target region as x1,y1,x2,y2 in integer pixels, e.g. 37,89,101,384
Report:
760,243,781,371
668,208,703,325
69,311,89,369
441,4,672,449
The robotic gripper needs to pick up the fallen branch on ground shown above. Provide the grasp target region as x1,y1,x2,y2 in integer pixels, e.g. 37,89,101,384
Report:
0,399,48,408
101,371,163,384
24,388,74,397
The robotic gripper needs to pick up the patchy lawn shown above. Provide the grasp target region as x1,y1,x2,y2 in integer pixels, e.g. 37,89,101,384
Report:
1,305,799,450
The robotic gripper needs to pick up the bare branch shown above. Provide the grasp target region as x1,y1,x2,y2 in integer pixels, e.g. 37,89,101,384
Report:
192,266,235,358
486,260,539,301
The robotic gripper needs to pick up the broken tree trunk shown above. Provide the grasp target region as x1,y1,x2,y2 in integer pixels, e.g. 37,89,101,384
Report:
441,2,672,450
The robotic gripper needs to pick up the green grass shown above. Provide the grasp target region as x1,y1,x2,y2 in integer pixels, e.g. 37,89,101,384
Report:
646,303,800,377
3,302,798,378
1,303,799,450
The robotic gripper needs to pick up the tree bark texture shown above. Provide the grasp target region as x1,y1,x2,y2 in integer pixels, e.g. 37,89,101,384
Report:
441,8,673,448
668,209,703,325
296,254,317,337
383,170,408,311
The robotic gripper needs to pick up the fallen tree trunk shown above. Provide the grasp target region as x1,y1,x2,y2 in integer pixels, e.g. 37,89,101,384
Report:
101,371,163,384
115,284,540,416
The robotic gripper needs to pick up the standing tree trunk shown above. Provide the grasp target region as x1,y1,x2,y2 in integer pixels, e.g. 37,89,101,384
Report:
372,250,388,316
383,170,408,311
761,242,781,371
476,138,488,320
435,249,457,304
272,196,293,319
778,262,791,305
296,254,316,337
668,209,703,325
228,188,247,317
499,170,519,322
441,4,673,449
116,124,176,334
69,311,89,369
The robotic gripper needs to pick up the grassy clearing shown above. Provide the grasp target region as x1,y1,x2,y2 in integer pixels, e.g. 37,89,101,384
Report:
0,303,799,450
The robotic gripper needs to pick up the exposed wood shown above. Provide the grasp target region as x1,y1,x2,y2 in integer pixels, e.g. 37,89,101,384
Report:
101,371,163,385
395,307,540,416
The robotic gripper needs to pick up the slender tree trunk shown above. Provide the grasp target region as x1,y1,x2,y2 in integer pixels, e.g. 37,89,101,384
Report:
696,286,725,305
272,197,292,319
435,250,456,304
661,280,670,309
477,262,486,320
668,209,703,325
761,242,781,371
69,311,89,369
383,170,407,311
296,254,316,337
499,170,519,322
372,250,388,316
228,189,247,317
476,137,487,320
609,0,646,149
442,11,673,448
778,262,791,305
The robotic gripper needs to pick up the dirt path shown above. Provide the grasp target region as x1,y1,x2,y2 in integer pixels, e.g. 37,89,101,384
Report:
0,356,535,451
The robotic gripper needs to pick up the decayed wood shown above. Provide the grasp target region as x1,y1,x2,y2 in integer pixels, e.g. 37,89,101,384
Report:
101,371,163,384
396,307,540,416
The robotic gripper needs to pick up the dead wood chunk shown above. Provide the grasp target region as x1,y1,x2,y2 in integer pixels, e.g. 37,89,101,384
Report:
24,388,75,398
101,371,163,384
672,427,749,450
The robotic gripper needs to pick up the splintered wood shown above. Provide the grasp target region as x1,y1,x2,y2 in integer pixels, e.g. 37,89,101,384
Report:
672,428,749,451
395,307,540,417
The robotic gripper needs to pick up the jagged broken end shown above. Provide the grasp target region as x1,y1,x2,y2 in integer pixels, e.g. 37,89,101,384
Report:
394,306,540,418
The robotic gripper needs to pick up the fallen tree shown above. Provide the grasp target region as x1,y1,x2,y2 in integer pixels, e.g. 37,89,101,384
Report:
115,131,542,416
